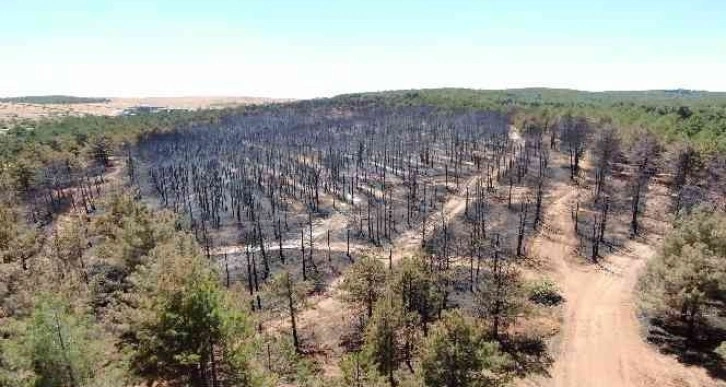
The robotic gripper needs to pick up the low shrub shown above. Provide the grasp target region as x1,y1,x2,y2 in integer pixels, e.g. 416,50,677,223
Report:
527,279,564,306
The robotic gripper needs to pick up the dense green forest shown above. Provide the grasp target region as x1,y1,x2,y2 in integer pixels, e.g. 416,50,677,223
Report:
334,88,726,152
0,89,724,386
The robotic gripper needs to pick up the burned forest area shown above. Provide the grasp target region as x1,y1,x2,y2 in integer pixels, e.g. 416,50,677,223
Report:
1,93,725,387
134,106,512,281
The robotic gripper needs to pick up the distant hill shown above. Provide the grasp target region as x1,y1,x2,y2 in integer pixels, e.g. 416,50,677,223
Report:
0,95,110,104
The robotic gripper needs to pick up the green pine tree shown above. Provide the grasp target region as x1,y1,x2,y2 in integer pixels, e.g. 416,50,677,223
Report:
338,351,387,387
125,234,262,386
363,295,405,387
639,208,726,339
0,294,124,387
339,255,388,319
420,310,511,387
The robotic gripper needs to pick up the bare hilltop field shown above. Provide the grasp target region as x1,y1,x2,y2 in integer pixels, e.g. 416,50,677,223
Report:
0,96,287,121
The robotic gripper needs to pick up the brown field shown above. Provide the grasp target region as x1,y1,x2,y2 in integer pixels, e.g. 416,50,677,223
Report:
0,96,287,121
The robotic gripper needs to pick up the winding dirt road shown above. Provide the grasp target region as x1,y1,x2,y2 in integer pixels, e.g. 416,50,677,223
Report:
526,159,719,387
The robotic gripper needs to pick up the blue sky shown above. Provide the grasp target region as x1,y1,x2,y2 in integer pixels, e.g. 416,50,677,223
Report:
1,0,725,98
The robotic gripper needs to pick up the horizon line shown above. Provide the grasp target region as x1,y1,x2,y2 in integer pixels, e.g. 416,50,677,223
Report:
3,86,726,100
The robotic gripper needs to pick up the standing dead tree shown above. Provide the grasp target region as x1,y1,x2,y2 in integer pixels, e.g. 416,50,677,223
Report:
590,196,610,262
268,271,309,353
668,144,698,214
516,197,529,257
628,133,659,237
592,124,621,201
560,115,591,180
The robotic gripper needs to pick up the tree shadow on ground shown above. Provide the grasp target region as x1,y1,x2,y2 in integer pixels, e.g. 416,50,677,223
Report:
646,317,726,381
501,334,553,378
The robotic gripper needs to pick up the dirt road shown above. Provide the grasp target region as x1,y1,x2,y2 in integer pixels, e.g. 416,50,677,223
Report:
526,160,719,387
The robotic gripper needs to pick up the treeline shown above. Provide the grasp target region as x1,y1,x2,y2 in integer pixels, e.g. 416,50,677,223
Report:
332,88,726,153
